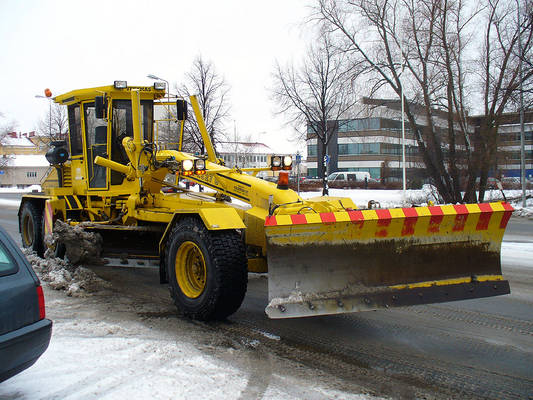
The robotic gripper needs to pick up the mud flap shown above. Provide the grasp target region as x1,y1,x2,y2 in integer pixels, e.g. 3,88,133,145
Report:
264,202,513,319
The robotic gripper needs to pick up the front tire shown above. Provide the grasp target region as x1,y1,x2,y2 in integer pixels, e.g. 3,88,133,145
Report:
166,217,247,321
20,202,44,257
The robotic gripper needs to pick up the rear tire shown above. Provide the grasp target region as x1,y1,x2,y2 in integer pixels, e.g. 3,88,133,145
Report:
20,202,44,257
166,217,247,321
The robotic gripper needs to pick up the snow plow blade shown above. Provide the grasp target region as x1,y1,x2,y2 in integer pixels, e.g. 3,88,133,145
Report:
264,202,513,319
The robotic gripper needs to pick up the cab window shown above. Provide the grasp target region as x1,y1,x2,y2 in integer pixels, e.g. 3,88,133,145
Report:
68,105,82,156
84,102,108,189
110,100,153,184
111,100,153,143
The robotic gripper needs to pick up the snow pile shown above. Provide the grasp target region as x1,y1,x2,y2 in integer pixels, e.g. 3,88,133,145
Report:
300,188,407,209
513,208,533,218
302,186,445,209
46,220,104,265
510,197,533,218
0,184,41,193
24,220,109,296
405,184,443,206
23,249,110,297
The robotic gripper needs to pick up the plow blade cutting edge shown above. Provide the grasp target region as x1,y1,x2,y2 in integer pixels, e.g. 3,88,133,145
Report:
264,202,513,319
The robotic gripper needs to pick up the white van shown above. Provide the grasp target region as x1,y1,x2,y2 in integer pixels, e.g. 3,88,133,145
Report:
327,171,371,182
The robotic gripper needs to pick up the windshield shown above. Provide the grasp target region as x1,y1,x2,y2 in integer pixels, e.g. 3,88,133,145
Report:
112,100,153,142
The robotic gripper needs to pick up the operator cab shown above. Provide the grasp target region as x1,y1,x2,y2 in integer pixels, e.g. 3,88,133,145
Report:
55,82,164,191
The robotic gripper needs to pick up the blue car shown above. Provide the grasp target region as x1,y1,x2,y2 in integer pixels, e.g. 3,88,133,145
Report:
0,226,52,383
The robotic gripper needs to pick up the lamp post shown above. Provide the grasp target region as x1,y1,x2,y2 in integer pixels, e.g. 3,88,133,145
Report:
397,60,407,200
35,93,53,138
517,0,526,208
147,74,171,142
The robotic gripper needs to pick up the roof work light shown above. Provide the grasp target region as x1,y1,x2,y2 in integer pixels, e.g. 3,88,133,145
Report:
114,80,127,89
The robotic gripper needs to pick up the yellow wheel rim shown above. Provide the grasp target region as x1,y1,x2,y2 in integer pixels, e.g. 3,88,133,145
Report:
175,241,207,298
23,215,34,246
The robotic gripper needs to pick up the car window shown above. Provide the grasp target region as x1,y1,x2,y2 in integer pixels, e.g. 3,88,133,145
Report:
0,240,18,277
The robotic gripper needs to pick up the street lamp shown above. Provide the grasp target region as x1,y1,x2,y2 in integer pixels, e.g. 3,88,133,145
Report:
147,74,171,142
35,91,53,138
517,0,526,207
397,60,407,200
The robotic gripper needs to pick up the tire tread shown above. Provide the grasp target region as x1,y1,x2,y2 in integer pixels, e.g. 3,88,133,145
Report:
166,217,247,321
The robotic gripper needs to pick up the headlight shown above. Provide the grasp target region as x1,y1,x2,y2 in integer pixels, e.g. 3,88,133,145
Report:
153,82,166,90
283,156,293,169
271,156,282,169
114,80,127,89
182,159,194,171
195,159,206,175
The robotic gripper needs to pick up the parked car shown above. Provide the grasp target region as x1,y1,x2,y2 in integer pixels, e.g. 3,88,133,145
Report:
501,177,521,189
0,226,52,383
327,171,371,182
474,177,501,190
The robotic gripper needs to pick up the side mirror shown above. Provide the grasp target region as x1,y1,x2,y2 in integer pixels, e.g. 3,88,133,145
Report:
95,96,107,119
176,100,188,121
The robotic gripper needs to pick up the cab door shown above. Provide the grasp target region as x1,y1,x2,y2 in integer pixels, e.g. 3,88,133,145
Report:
82,102,109,189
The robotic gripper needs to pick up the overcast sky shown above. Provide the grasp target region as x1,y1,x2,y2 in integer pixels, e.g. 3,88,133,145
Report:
0,0,311,153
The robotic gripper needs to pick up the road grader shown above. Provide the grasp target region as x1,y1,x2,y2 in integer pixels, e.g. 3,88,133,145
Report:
19,82,513,320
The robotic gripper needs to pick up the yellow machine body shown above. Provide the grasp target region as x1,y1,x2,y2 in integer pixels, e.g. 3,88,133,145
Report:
21,83,512,320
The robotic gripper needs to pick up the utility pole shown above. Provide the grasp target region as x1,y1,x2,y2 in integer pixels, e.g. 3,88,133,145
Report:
35,91,53,138
517,0,526,207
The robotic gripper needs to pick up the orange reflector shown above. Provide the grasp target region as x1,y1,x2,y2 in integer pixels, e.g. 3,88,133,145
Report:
277,172,289,190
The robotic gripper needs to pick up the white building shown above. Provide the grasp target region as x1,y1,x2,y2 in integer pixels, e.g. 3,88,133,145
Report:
217,141,274,168
0,132,50,188
0,154,49,188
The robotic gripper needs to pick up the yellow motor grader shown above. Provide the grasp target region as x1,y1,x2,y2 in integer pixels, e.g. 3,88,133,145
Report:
19,82,513,320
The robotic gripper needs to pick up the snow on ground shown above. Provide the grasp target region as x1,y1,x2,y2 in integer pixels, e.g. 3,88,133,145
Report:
501,242,533,267
0,185,41,193
0,253,380,400
24,249,111,296
0,188,530,399
0,198,21,208
299,186,439,209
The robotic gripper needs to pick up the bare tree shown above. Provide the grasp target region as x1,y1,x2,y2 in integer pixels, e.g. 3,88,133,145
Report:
176,56,231,154
0,112,16,171
154,107,180,150
38,103,68,142
272,33,359,195
314,0,532,203
473,0,533,201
